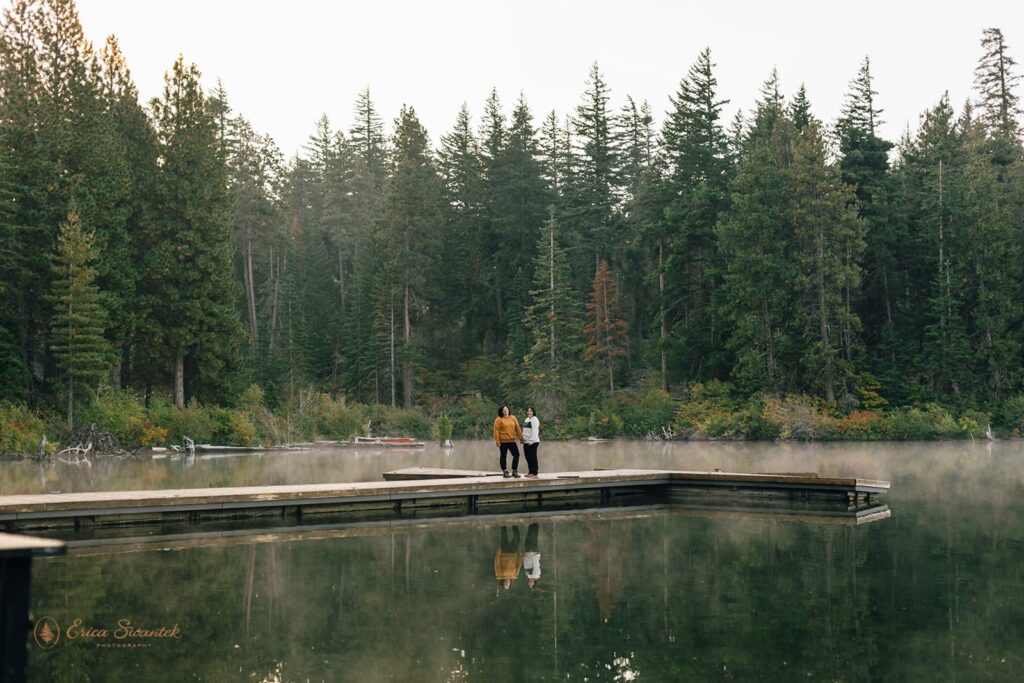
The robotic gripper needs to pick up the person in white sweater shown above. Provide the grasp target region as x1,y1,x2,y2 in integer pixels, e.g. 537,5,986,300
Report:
522,406,541,477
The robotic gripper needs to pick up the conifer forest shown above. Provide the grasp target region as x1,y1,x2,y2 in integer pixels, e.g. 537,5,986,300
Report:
2,0,1024,447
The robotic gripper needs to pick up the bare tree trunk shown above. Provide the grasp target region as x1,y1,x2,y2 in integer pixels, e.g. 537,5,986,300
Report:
602,271,614,393
659,241,667,392
67,376,74,431
337,245,346,310
816,223,835,402
549,225,556,363
174,352,185,409
245,233,258,348
762,298,774,382
389,297,396,407
882,266,893,325
403,283,413,409
268,249,282,353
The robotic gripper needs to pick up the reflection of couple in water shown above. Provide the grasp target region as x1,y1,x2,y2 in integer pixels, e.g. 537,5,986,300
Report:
494,523,541,590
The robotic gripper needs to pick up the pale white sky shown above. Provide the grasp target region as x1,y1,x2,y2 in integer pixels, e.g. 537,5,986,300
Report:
74,0,1024,158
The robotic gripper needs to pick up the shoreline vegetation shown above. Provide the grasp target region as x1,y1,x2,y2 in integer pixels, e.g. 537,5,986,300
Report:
2,380,1018,458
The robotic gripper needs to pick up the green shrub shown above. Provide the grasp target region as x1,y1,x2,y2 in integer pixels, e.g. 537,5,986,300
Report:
832,411,889,440
0,402,49,456
555,414,590,439
674,381,740,439
367,404,431,439
238,384,265,411
449,397,496,439
762,395,832,441
139,422,170,447
78,389,147,448
149,398,219,444
226,410,259,446
431,414,454,444
885,404,960,440
312,393,365,440
616,389,676,437
1000,394,1024,432
587,409,623,438
958,409,990,438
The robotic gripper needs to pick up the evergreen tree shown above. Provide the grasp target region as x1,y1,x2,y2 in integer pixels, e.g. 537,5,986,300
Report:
617,96,655,199
717,71,796,393
901,95,972,401
349,87,388,189
539,110,570,196
960,119,1023,398
379,105,443,408
437,103,487,360
0,131,30,398
98,34,158,388
788,122,865,400
522,211,582,416
788,83,814,131
584,259,628,392
144,56,243,407
492,94,550,355
569,64,620,268
661,48,732,382
336,153,384,400
836,57,896,398
614,95,657,374
48,208,109,429
973,28,1022,142
227,112,284,357
477,88,508,340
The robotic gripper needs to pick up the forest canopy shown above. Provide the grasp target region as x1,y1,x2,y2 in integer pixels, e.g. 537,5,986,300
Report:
2,0,1023,443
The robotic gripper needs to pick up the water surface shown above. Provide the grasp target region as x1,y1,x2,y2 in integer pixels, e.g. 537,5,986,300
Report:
20,441,1024,681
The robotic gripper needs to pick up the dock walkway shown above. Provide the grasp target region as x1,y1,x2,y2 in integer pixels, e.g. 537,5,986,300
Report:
0,468,889,530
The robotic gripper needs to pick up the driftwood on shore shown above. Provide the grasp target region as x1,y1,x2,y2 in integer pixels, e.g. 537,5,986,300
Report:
51,423,129,463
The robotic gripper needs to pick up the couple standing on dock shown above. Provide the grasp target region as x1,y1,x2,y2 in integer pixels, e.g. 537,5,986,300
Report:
493,404,540,478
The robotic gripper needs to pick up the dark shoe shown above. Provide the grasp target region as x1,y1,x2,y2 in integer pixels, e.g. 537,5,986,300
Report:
502,470,511,478
512,470,521,478
526,473,538,478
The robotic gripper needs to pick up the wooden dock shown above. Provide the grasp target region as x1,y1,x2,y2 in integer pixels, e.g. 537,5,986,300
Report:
0,468,889,530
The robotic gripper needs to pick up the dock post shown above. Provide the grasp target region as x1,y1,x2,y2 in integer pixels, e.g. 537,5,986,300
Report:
0,534,65,683
468,495,477,513
600,488,610,504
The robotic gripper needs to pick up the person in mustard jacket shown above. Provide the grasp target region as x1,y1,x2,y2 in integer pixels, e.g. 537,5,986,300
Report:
493,404,523,478
494,525,523,590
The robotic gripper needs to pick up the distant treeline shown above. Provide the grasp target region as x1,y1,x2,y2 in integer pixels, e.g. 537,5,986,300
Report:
1,0,1023,431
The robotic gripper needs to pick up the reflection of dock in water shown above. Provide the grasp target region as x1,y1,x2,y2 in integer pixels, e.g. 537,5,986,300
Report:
0,467,888,531
51,499,890,557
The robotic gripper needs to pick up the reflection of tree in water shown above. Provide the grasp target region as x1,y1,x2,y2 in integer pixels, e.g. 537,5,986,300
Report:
584,521,632,622
27,492,1024,682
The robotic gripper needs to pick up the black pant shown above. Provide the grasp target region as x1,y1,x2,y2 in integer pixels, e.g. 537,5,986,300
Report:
499,442,520,471
500,525,521,552
525,523,539,552
523,442,539,475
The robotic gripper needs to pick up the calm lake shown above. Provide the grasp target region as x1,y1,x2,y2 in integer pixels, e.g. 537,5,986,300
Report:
13,440,1024,681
